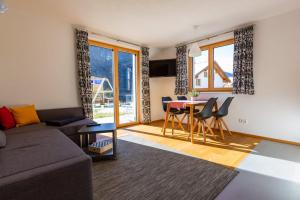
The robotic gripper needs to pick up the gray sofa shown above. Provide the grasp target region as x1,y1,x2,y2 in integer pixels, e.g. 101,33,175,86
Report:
0,107,94,200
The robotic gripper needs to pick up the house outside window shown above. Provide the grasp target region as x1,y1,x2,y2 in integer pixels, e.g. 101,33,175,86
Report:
189,39,234,92
196,79,201,86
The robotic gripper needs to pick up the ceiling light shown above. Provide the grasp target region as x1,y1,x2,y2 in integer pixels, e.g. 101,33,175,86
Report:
189,43,202,57
0,0,8,14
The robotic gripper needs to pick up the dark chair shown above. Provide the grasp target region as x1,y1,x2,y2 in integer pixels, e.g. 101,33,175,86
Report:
161,96,184,135
211,97,234,140
177,96,199,130
177,95,188,101
193,98,218,143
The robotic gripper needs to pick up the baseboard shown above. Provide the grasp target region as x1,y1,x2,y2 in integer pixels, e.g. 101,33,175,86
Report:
147,119,165,124
150,119,300,147
231,131,300,147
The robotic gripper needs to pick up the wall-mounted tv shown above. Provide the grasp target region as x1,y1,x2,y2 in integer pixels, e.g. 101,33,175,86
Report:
149,59,177,77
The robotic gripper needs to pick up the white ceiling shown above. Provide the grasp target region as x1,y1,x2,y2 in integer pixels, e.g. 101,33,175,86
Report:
9,0,300,47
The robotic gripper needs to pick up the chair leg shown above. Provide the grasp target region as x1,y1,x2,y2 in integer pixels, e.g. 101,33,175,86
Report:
205,120,216,139
210,118,215,129
175,115,185,132
181,113,187,124
217,119,225,140
213,118,218,129
201,120,206,143
193,119,199,132
171,115,175,135
221,118,232,135
197,121,202,137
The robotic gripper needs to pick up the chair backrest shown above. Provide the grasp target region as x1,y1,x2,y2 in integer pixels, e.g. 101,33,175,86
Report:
162,96,172,112
217,97,234,117
177,96,187,100
200,98,218,119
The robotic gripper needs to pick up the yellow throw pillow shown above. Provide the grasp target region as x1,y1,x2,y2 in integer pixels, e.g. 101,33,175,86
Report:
10,105,40,127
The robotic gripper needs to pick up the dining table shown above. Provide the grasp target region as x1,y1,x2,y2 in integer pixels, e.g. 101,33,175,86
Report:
162,100,217,143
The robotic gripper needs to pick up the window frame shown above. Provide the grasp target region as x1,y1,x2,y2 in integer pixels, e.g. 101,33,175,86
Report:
188,39,234,92
88,40,141,127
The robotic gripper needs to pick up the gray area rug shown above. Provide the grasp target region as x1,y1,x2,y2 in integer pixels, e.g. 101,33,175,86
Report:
93,140,238,200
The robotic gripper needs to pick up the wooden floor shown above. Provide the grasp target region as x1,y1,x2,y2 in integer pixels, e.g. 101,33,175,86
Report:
117,120,261,169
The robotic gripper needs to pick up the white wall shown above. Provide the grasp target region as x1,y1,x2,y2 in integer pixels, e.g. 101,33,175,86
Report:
234,9,300,142
0,4,80,109
0,2,141,110
149,9,300,143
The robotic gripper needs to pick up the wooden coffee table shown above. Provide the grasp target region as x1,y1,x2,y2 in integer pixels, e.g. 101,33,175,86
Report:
78,123,117,161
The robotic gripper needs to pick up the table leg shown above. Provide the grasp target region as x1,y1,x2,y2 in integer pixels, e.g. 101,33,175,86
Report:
163,103,170,136
112,130,117,159
80,134,83,148
190,105,194,143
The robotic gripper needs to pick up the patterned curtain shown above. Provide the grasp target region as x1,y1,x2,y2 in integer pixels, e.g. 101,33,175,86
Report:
175,45,188,95
75,29,93,119
233,25,255,95
141,47,151,123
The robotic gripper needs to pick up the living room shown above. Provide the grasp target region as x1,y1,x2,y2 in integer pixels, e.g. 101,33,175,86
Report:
1,0,300,200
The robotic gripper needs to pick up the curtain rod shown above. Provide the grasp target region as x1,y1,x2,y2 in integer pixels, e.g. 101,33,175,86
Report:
89,31,141,47
184,30,233,46
180,24,254,47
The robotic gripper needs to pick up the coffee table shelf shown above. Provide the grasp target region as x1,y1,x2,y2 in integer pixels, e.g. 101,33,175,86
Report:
78,123,117,161
82,148,115,161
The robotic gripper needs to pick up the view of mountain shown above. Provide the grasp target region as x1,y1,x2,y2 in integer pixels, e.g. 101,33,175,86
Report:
89,46,135,102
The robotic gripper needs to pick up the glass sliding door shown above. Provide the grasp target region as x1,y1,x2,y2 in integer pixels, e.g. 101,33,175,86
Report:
89,45,115,124
118,51,137,125
89,40,140,127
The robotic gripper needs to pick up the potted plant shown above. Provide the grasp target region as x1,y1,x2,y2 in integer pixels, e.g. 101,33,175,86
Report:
189,89,199,101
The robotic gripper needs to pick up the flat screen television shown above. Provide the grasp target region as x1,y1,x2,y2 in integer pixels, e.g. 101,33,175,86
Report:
149,59,177,77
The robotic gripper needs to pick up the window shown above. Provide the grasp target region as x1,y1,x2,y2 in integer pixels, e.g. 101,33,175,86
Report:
89,40,140,126
126,68,131,91
196,79,201,86
192,50,209,89
189,39,234,92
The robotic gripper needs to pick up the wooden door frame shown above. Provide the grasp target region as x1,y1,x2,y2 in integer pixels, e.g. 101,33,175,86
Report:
88,40,141,128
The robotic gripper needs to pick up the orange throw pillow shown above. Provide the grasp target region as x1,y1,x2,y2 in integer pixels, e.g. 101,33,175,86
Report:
10,105,40,127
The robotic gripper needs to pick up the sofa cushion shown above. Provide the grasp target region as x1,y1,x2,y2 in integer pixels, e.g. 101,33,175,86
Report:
0,129,86,178
37,107,84,122
0,106,16,130
10,105,40,127
3,117,95,147
0,130,6,147
3,123,54,135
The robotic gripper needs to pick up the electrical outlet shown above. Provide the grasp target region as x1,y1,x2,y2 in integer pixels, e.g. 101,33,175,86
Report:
238,118,248,124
